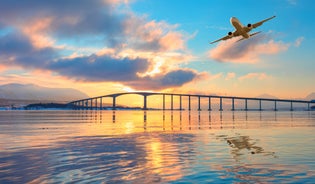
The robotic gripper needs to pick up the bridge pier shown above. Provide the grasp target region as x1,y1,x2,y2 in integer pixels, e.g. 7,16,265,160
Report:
188,96,191,111
208,97,212,111
100,98,102,110
245,99,248,111
198,96,201,111
232,98,235,111
113,96,116,110
163,94,165,110
308,103,310,111
274,101,277,111
143,95,147,110
171,94,173,111
179,95,182,110
219,97,223,111
290,101,293,111
259,100,262,111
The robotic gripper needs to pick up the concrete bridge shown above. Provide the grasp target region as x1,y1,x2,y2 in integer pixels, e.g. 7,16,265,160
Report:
68,92,314,111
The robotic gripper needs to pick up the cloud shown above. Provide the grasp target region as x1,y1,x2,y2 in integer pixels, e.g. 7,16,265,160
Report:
123,16,187,52
208,72,223,80
0,30,201,90
225,72,236,80
0,31,58,68
49,55,150,82
238,73,271,81
0,0,129,50
20,17,55,49
124,69,201,90
159,32,185,51
0,0,202,91
0,31,148,82
0,0,189,52
208,34,289,63
294,37,304,47
0,0,191,59
0,65,7,72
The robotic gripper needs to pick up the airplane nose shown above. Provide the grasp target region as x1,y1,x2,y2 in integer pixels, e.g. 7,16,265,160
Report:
230,17,238,24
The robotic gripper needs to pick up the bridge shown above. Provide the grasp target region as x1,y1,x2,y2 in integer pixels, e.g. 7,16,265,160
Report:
68,92,315,111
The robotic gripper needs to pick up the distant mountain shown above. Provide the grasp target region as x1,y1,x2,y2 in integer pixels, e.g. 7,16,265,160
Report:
255,93,278,99
305,93,315,100
0,83,89,102
256,93,315,101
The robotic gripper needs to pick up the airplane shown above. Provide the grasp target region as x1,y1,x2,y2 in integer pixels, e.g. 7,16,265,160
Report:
209,15,276,44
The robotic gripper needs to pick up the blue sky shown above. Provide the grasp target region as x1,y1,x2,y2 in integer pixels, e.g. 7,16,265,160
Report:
130,0,315,97
0,0,314,99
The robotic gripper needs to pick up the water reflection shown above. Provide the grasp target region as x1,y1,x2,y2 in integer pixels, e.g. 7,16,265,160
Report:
226,136,277,161
1,130,314,183
112,110,115,123
0,110,315,183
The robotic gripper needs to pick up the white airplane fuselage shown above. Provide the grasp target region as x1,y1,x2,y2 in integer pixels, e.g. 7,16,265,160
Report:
230,17,250,38
209,15,275,44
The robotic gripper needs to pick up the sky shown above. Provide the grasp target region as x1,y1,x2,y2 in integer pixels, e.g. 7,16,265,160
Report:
0,0,314,99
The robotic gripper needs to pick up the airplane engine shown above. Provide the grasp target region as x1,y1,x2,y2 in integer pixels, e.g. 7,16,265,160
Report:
247,23,253,28
228,32,233,37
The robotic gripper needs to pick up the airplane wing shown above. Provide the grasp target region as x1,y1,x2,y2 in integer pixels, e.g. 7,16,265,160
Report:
209,35,233,44
252,15,276,28
236,31,261,42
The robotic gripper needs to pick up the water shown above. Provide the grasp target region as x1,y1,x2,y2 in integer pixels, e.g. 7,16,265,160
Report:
0,110,315,183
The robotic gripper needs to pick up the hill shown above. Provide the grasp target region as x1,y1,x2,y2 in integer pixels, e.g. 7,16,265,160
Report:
305,92,315,100
0,83,89,103
255,93,278,99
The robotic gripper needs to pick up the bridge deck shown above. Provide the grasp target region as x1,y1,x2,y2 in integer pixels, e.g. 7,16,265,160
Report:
69,92,314,111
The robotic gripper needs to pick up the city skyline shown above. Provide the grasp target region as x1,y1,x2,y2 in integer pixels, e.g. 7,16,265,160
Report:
0,0,314,100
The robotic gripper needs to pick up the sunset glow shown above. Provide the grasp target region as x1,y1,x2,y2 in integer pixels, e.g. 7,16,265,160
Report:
1,0,314,100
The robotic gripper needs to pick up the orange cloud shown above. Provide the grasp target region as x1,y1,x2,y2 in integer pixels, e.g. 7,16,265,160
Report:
106,0,130,5
238,72,271,81
208,35,289,63
225,72,236,80
21,17,55,49
124,15,187,52
159,32,185,51
111,47,194,78
96,48,116,56
0,0,202,92
0,65,8,72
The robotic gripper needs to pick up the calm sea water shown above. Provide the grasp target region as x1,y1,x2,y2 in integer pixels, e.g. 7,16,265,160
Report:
0,110,315,183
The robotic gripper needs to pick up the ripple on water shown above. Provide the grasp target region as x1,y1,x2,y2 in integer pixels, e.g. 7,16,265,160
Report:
0,111,315,183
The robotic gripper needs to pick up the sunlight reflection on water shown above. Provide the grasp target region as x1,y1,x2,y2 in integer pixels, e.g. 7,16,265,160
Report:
0,110,315,183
